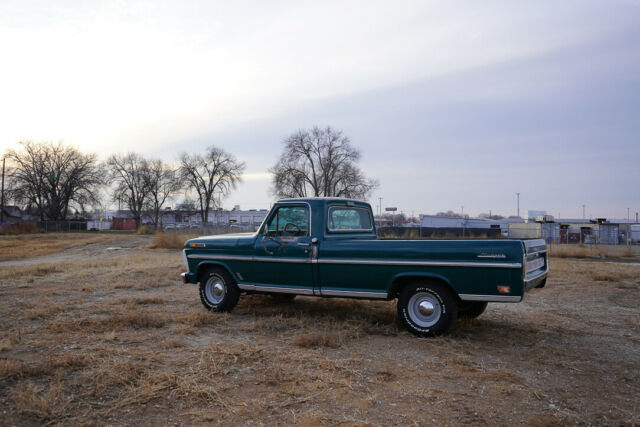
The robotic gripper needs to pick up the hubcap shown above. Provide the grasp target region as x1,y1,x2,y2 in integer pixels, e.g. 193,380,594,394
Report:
408,292,441,327
418,301,435,316
213,283,224,296
205,276,226,304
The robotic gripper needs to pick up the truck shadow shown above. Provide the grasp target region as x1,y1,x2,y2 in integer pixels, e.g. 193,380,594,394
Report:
235,294,567,347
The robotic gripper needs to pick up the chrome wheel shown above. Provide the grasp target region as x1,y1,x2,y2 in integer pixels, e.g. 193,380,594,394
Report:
204,275,226,305
407,292,441,328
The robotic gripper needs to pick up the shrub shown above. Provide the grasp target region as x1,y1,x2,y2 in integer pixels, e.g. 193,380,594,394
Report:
0,222,41,235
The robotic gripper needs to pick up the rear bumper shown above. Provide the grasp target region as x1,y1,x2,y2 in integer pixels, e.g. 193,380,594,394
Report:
524,266,548,291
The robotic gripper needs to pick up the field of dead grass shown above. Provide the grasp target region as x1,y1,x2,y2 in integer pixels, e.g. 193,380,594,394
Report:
0,235,639,425
0,233,133,262
549,243,638,259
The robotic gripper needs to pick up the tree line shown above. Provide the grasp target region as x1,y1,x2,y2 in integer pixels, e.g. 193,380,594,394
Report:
2,126,378,228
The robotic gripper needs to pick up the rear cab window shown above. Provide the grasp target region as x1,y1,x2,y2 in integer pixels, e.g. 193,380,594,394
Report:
327,205,373,233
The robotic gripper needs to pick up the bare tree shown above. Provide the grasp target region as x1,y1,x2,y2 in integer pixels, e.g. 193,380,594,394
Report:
5,141,103,220
436,210,464,218
145,159,182,228
478,212,505,220
106,152,151,228
270,126,378,200
179,146,245,223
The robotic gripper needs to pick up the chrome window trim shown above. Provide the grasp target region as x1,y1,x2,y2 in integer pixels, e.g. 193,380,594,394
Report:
261,201,312,238
188,253,522,268
459,294,522,302
327,206,374,233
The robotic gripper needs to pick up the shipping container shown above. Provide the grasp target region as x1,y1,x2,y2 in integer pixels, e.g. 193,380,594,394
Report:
598,224,619,245
508,223,541,239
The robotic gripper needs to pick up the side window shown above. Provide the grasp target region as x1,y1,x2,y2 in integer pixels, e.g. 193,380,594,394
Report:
328,207,372,231
265,205,309,237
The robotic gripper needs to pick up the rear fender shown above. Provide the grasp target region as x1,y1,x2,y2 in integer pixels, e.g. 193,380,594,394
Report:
387,272,454,299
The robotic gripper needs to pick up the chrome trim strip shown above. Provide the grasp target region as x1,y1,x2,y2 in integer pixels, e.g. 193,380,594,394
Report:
459,294,522,302
188,254,311,264
477,254,506,259
237,283,314,295
182,249,189,270
527,249,547,256
319,289,387,299
189,254,522,268
254,256,310,264
317,258,522,268
189,254,252,261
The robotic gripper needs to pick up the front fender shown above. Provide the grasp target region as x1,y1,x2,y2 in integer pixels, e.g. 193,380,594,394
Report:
193,260,236,284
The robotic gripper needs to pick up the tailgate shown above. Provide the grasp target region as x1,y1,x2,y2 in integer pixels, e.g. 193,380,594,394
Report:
523,239,548,290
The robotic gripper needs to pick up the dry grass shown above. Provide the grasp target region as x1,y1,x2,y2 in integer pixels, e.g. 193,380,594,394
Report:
0,222,41,235
9,382,73,423
136,225,156,235
291,331,342,348
0,232,127,261
0,330,21,351
0,233,639,425
150,231,197,249
549,244,638,259
1,353,89,380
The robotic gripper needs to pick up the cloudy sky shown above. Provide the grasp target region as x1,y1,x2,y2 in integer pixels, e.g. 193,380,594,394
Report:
1,0,638,219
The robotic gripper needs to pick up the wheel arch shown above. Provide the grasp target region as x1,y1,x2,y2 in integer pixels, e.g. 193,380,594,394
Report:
195,261,236,283
387,272,456,300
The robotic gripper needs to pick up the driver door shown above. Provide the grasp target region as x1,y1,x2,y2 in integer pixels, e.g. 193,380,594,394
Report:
251,204,314,293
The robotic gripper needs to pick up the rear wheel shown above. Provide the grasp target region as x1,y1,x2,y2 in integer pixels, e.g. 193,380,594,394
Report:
397,281,458,337
199,267,240,312
458,301,488,319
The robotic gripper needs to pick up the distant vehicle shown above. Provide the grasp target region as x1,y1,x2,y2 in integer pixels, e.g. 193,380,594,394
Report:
180,198,548,337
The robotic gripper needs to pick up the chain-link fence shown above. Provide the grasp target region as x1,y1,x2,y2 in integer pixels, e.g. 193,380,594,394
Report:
36,221,88,232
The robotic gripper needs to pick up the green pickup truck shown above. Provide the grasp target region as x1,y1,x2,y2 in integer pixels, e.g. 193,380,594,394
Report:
181,198,548,336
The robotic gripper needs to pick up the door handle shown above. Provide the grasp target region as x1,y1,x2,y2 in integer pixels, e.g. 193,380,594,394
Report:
297,242,310,247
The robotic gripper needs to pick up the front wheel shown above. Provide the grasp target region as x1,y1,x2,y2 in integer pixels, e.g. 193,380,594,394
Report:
397,281,458,337
199,267,240,312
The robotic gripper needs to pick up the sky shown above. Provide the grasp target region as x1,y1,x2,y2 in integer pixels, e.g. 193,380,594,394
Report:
1,0,639,219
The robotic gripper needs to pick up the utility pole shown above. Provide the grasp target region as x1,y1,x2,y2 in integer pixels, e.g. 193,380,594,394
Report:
516,193,520,218
582,204,586,220
461,205,465,238
628,208,631,245
1,156,5,224
378,197,382,217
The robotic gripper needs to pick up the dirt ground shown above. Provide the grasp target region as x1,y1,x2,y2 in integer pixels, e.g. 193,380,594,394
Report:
0,234,639,425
